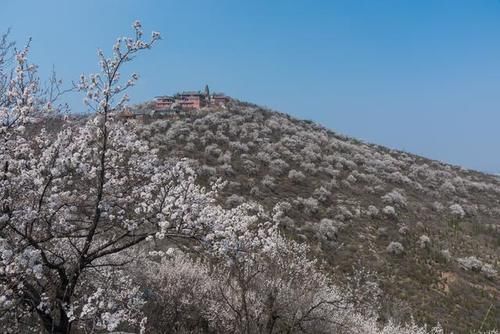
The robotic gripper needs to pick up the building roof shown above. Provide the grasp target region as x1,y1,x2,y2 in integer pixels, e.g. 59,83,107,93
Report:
177,91,205,97
156,89,229,103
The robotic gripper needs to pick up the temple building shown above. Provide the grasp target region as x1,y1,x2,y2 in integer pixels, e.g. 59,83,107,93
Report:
154,86,229,112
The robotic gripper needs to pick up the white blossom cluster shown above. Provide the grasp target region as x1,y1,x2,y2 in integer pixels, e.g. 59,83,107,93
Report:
141,228,452,334
0,22,215,333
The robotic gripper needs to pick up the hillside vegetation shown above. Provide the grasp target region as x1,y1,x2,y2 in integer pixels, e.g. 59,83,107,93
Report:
133,101,500,332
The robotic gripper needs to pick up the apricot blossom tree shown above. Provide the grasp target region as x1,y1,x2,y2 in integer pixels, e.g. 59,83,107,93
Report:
0,21,197,333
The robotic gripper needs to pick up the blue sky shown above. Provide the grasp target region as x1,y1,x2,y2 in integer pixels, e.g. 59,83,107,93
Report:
2,0,500,172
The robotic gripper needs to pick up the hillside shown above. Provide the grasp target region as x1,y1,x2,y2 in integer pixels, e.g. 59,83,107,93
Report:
133,100,499,333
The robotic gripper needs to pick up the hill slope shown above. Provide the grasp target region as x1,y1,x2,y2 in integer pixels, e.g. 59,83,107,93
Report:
134,101,499,332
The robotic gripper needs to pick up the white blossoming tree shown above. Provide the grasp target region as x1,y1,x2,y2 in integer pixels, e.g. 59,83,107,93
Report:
140,202,357,333
0,22,226,333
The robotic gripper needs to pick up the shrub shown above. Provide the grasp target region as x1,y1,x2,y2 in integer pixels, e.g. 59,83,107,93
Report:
300,162,317,174
418,235,431,249
269,158,289,175
439,180,456,194
297,197,319,215
481,264,498,279
457,256,483,272
347,173,357,184
229,140,249,152
387,241,404,255
382,206,397,218
256,151,271,164
313,186,332,202
261,175,276,189
205,143,221,158
367,205,380,218
217,150,232,164
317,218,338,241
449,203,465,219
288,169,306,183
336,205,354,221
382,189,408,208
241,159,258,175
388,171,412,185
398,225,409,236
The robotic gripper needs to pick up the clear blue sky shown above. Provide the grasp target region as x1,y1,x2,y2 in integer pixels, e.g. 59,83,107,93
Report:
2,0,500,172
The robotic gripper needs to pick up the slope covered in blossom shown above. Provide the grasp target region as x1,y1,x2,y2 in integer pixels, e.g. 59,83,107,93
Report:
134,100,499,332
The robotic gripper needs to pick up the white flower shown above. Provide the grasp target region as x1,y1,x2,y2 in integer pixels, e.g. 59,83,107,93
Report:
132,20,142,29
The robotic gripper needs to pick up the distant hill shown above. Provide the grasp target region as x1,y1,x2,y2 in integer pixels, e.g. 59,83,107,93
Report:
131,100,499,333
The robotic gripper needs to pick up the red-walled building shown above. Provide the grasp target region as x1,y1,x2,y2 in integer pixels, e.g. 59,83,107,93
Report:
176,91,207,110
154,96,175,111
155,87,229,112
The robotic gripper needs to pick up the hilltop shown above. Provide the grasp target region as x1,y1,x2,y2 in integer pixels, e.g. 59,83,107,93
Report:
130,99,499,333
